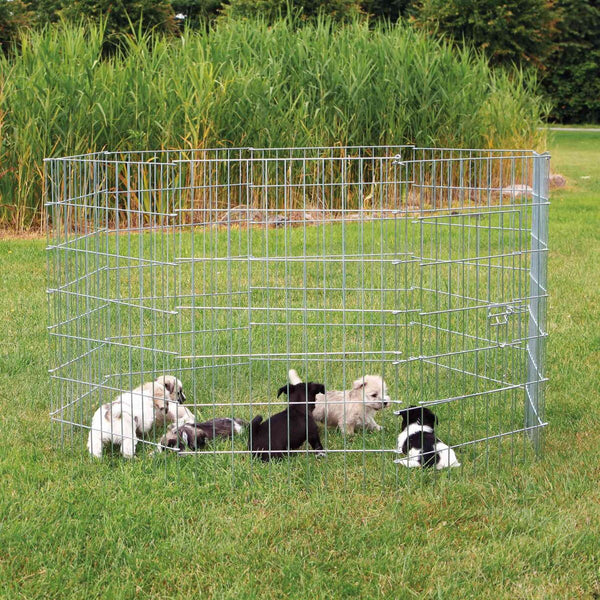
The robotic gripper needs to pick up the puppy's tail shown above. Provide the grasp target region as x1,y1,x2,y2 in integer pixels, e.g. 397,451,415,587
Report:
288,369,302,385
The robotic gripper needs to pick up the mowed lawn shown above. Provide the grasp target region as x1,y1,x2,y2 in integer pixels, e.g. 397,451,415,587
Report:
0,130,599,599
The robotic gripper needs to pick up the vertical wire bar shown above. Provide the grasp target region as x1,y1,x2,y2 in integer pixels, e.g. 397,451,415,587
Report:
447,154,454,475
65,159,72,450
187,157,197,474
226,151,233,482
539,154,549,458
359,155,367,487
124,158,132,454
498,156,505,467
473,156,481,473
378,155,386,487
393,154,400,488
321,154,329,485
138,161,145,458
176,156,185,474
484,156,492,471
210,154,216,469
82,159,90,456
44,159,54,446
341,153,348,488
75,160,82,452
152,163,158,454
402,153,412,486
525,152,549,454
302,151,310,485
246,150,255,484
509,157,518,467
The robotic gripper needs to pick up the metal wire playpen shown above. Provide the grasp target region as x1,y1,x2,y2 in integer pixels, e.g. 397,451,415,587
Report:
46,145,549,484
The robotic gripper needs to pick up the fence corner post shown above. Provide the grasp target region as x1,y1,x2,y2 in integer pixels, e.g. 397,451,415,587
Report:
525,152,550,455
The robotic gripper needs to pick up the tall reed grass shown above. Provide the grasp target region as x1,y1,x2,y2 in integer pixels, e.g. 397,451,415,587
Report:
0,19,547,230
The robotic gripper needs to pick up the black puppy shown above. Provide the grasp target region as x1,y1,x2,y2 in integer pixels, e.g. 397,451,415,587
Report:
249,382,326,462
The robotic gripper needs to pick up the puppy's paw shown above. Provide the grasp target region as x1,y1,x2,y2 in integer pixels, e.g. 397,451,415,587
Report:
315,451,327,459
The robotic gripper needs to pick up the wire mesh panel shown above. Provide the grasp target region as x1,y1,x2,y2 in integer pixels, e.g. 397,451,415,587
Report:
46,146,549,486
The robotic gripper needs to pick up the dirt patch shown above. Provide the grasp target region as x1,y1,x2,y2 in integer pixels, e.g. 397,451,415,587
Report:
0,229,45,241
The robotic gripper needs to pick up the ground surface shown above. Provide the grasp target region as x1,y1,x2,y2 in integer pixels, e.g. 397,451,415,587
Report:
0,130,599,599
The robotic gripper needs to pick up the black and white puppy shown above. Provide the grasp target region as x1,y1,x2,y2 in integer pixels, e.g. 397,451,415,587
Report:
394,405,460,469
249,382,326,462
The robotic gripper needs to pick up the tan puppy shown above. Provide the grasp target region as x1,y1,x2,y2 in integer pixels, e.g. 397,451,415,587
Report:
87,375,194,458
289,369,390,436
139,375,196,427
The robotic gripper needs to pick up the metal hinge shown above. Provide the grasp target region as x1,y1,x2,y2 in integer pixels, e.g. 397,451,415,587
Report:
487,302,528,326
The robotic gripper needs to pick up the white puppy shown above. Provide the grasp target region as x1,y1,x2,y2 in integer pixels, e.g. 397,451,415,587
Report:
289,369,390,436
87,375,194,458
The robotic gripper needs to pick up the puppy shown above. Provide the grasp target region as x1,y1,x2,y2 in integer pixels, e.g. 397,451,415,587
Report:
249,382,326,462
394,405,460,469
87,375,192,459
192,417,247,440
158,417,247,452
160,423,207,452
289,370,390,436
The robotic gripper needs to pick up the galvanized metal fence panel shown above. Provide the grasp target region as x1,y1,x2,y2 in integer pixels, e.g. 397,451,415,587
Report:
46,146,549,485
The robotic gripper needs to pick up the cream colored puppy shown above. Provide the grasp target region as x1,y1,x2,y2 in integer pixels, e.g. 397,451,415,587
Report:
87,375,194,458
289,369,390,436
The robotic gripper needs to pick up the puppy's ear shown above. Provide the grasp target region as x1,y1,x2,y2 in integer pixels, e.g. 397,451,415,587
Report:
421,407,437,428
309,383,325,396
352,378,366,390
400,411,408,428
162,378,175,394
181,429,190,447
277,384,289,397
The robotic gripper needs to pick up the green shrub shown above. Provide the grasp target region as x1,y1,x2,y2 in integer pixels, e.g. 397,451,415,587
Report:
221,0,363,22
170,0,223,26
0,0,29,52
0,19,547,229
29,0,178,39
361,0,413,21
541,0,600,123
411,0,557,67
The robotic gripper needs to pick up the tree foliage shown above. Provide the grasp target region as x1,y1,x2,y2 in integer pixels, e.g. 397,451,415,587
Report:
411,0,557,67
0,0,29,51
2,0,597,122
221,0,363,22
361,0,413,21
541,0,600,123
170,0,222,27
24,0,178,37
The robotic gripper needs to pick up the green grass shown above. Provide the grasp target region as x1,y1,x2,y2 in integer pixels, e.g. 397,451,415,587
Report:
0,19,547,230
1,130,599,598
